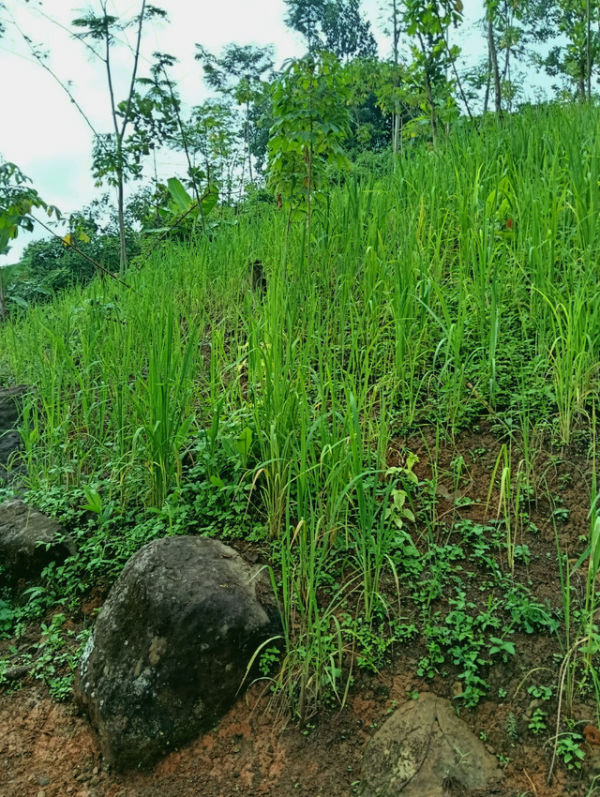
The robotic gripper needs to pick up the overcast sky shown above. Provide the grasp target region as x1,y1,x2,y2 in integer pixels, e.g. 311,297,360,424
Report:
0,0,544,266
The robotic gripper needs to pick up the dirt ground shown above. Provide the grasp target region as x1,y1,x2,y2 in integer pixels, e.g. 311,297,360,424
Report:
2,664,596,797
3,424,600,796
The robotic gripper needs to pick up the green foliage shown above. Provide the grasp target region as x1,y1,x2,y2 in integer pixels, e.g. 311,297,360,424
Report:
0,160,60,257
179,416,263,538
195,43,275,184
0,597,14,635
284,0,377,60
528,708,547,735
196,43,274,97
556,731,586,770
17,228,139,293
536,0,600,101
174,100,243,198
342,614,418,672
70,3,172,273
399,0,463,137
145,177,219,240
410,516,558,707
4,197,141,311
339,59,395,152
0,609,89,700
267,52,351,216
385,454,419,529
528,683,553,701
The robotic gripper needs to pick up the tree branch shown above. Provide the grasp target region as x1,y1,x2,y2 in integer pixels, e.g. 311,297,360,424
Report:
28,212,135,292
119,0,147,140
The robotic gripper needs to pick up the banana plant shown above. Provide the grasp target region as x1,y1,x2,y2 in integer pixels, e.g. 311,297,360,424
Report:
145,176,219,240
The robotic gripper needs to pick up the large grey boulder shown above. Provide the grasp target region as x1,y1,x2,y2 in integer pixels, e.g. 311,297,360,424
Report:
361,693,502,796
0,386,28,467
75,536,279,771
0,429,22,469
0,499,73,582
0,386,28,429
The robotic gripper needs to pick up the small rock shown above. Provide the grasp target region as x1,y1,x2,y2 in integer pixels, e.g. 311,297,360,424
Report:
0,499,75,583
361,692,503,796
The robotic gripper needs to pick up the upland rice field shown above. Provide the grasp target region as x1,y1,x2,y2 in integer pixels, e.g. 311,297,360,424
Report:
2,106,599,497
2,104,600,728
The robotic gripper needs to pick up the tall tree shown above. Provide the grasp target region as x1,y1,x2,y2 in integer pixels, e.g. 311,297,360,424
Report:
285,0,377,60
380,0,404,151
401,0,465,141
174,101,243,203
344,58,396,152
13,2,176,274
285,0,327,53
484,0,503,117
72,2,170,273
268,53,351,237
321,0,378,60
126,51,188,192
539,0,600,101
195,44,274,184
481,0,549,115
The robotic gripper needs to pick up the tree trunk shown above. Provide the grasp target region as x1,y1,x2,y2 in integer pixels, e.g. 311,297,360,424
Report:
483,53,491,115
116,145,127,275
391,0,400,153
415,32,438,144
587,0,592,102
424,71,437,143
246,102,254,183
393,102,400,154
579,66,586,102
0,270,6,321
488,18,502,118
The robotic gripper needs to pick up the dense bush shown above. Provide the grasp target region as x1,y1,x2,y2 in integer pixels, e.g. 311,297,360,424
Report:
21,229,141,290
3,228,141,311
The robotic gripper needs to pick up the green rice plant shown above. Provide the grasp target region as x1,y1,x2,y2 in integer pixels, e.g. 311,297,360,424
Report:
551,439,600,783
487,444,514,575
132,307,198,507
266,517,349,723
538,288,599,445
486,441,533,578
340,392,400,623
252,426,293,540
558,428,600,703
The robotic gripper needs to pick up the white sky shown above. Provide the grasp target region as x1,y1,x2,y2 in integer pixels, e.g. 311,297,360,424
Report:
0,0,544,265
